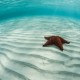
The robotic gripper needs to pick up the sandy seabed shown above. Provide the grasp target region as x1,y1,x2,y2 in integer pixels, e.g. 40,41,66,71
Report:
0,16,80,80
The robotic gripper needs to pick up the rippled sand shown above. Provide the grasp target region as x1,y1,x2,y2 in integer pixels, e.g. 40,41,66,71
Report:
0,16,80,80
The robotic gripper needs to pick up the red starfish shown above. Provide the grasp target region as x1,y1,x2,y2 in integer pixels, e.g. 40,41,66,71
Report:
43,36,70,51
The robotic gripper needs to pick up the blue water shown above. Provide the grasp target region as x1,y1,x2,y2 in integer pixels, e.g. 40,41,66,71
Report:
0,0,80,21
0,0,80,80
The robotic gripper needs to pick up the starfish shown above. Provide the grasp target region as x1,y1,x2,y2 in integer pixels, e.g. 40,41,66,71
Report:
43,36,70,51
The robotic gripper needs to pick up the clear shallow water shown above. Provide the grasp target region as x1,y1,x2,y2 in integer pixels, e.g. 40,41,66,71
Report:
0,0,80,20
0,0,80,80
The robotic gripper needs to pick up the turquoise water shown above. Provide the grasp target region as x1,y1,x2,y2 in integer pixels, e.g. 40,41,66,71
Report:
0,0,80,80
0,0,80,20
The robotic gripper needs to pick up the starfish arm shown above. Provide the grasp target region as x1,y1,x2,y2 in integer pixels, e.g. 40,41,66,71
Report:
54,38,64,51
44,36,55,40
43,39,53,47
59,36,70,44
44,36,52,40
